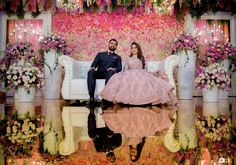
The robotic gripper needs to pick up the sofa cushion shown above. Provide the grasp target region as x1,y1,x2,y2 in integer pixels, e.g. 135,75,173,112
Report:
71,79,105,99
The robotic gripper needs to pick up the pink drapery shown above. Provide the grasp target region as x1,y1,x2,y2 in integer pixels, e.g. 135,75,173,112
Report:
194,19,230,45
7,19,43,50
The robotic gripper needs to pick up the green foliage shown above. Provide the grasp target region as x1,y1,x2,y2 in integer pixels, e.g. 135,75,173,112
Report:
174,0,236,19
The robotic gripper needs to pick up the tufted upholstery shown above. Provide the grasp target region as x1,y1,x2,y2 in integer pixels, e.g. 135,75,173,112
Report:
58,55,179,100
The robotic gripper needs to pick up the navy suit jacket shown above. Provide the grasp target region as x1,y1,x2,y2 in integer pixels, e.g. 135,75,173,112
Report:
91,51,122,74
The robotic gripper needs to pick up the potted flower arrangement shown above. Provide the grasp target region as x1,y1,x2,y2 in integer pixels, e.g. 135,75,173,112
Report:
0,41,42,97
39,34,71,99
6,63,43,102
0,113,43,158
195,114,234,164
172,33,199,56
172,32,199,99
195,63,230,102
195,114,231,142
205,40,235,69
1,42,35,70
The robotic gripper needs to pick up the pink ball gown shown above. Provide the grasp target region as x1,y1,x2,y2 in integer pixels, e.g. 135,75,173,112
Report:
100,57,177,105
102,106,176,145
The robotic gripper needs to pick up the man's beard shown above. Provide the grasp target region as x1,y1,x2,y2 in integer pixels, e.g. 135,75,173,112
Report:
109,46,116,51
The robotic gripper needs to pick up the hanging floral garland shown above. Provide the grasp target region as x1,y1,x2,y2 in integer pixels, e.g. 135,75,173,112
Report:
0,0,54,18
174,0,236,19
56,0,176,15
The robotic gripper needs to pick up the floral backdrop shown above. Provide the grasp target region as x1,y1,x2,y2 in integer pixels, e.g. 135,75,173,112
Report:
52,11,184,61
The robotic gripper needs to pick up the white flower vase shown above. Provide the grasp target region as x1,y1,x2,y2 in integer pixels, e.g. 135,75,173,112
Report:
14,90,18,100
43,100,63,154
17,87,35,102
219,59,230,99
218,100,230,115
203,102,218,117
221,59,230,71
202,87,218,102
178,100,197,149
218,89,229,100
44,50,62,99
229,71,236,96
14,102,35,119
177,50,196,100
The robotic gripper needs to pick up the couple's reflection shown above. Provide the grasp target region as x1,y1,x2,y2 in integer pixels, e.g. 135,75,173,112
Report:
88,108,122,163
87,105,175,163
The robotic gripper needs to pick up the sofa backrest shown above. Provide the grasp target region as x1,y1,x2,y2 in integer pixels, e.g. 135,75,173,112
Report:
72,59,164,79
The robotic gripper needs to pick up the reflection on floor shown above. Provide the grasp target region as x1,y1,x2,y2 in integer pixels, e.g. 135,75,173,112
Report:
0,97,235,164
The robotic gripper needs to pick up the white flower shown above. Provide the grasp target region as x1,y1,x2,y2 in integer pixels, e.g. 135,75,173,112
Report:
7,75,11,79
6,126,11,133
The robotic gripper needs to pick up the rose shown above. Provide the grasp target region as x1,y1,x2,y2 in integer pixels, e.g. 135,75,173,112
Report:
39,34,71,55
172,32,199,54
195,63,230,90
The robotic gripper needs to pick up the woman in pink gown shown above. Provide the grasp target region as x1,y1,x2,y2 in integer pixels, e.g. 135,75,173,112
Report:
100,42,177,105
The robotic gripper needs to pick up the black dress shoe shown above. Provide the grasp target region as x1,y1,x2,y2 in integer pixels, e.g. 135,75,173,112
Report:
86,98,95,108
101,99,112,110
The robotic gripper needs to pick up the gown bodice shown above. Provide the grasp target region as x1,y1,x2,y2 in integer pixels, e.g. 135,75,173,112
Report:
124,57,143,71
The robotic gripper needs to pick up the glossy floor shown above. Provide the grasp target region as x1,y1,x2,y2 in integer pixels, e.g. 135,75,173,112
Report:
0,97,235,164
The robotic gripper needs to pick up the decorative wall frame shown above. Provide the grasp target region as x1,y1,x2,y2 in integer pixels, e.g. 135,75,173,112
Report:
0,11,52,51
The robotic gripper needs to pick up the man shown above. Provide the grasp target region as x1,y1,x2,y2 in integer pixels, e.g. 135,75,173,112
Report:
87,39,122,105
87,107,122,162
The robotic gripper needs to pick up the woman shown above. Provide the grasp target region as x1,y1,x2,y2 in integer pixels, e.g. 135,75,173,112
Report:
100,42,177,105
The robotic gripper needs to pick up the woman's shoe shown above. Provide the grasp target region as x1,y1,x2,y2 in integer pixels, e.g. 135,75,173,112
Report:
106,151,116,163
130,145,138,162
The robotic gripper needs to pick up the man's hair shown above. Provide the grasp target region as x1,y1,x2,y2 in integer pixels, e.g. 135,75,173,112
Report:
109,39,118,45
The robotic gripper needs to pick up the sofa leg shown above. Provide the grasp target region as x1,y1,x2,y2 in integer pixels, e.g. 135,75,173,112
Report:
59,108,77,155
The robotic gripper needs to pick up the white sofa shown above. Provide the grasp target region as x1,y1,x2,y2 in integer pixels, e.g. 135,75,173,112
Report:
58,106,180,155
58,55,179,100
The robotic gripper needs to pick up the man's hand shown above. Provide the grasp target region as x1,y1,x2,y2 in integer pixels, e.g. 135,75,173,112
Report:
107,67,116,71
90,67,96,71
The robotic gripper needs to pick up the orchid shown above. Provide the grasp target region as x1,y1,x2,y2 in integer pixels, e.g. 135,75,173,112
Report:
195,63,230,90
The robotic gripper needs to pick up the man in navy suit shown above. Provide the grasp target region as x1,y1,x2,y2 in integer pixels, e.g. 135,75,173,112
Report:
87,39,122,105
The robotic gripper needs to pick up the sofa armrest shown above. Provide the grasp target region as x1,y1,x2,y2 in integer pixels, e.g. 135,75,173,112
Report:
58,55,74,99
58,55,73,80
163,55,179,95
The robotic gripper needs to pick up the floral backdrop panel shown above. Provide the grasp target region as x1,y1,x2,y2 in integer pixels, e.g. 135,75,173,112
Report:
7,19,43,50
194,19,230,45
52,11,184,61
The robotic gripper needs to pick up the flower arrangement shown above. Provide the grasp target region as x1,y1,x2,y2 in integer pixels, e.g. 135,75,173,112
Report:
171,33,199,54
39,34,71,55
0,113,44,158
0,42,35,70
6,63,43,91
174,148,199,165
195,63,231,90
195,114,231,142
205,40,235,64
